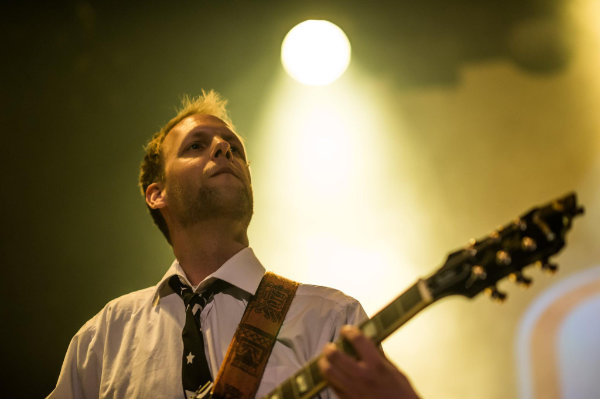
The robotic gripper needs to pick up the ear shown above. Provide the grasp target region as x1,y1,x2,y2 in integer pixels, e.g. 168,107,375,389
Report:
145,182,166,210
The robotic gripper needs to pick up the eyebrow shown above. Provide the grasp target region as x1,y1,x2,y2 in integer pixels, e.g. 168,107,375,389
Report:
187,128,240,142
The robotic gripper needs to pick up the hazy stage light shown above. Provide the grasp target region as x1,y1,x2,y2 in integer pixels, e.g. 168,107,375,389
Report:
281,20,351,86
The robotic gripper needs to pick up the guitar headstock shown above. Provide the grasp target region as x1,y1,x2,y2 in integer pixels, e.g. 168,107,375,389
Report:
425,193,584,302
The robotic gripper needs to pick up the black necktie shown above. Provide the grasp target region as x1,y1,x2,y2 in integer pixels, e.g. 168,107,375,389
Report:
169,275,222,398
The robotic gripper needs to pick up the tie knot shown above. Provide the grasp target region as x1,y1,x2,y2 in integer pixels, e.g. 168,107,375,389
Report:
168,275,224,308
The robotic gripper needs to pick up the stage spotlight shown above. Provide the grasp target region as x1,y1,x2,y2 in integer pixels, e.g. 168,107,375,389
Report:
281,20,351,86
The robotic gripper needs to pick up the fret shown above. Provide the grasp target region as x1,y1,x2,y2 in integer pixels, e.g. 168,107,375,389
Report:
264,385,283,399
378,301,400,331
393,291,405,316
289,370,300,399
280,378,294,399
308,361,321,388
294,367,312,394
401,282,423,310
289,361,326,399
361,319,378,340
295,372,308,393
361,281,431,345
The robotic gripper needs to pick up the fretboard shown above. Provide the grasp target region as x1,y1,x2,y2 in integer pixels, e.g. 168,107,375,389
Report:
260,280,433,399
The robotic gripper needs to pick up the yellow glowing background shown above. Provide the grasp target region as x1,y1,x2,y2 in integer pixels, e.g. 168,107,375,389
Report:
247,2,600,397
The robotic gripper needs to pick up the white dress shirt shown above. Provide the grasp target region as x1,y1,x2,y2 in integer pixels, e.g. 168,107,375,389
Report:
48,247,367,398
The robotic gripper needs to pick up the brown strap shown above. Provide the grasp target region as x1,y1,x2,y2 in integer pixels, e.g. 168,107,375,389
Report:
211,272,299,399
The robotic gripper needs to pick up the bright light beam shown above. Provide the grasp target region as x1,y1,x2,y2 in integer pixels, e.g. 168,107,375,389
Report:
281,20,351,86
249,74,424,305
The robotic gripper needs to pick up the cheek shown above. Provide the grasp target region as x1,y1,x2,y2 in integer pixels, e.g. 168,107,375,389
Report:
241,167,252,184
238,160,251,179
168,161,209,182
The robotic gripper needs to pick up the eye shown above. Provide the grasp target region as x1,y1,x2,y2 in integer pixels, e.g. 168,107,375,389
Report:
188,142,205,151
230,145,246,160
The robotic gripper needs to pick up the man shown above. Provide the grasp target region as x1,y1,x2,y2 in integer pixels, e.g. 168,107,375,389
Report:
49,91,419,398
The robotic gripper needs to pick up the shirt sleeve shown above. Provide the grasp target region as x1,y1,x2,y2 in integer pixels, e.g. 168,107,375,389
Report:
331,297,369,343
320,297,369,399
47,317,102,399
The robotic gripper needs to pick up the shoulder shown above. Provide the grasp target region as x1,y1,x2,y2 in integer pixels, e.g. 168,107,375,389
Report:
74,286,157,339
276,282,368,355
51,286,163,397
101,286,157,317
290,283,367,325
295,283,361,308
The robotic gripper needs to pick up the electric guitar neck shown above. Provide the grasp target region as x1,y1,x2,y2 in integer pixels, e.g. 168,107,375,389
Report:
260,192,583,399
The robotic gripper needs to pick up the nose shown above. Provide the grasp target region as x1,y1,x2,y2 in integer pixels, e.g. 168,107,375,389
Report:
211,137,233,160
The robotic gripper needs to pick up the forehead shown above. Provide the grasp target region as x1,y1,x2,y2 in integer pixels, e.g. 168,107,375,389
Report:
163,113,242,151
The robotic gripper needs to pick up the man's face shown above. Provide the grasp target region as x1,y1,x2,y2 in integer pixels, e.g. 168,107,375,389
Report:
158,114,253,228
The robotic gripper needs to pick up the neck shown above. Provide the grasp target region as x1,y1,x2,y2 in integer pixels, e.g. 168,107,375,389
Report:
170,219,249,286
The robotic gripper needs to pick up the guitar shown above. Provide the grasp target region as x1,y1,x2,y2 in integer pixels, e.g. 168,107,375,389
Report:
258,192,584,399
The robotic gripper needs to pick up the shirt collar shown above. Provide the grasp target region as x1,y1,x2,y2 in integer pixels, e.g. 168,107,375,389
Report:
153,247,265,305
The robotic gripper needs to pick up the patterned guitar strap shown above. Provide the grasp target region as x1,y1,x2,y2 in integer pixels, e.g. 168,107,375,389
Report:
197,272,298,399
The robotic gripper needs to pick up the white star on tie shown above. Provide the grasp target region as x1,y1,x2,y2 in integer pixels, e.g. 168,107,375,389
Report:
186,352,195,364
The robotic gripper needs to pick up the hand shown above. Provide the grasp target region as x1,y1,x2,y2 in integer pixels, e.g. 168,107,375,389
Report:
318,325,420,399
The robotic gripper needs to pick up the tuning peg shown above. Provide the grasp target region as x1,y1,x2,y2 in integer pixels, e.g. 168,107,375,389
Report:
509,271,533,288
552,200,565,212
538,260,559,274
496,250,512,266
514,218,527,231
466,239,478,256
490,230,500,242
484,286,507,303
533,215,556,241
521,237,537,251
472,265,487,279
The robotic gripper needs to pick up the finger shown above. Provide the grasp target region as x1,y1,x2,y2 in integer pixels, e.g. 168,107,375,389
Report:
324,342,384,398
340,325,385,366
323,344,362,380
318,345,357,397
